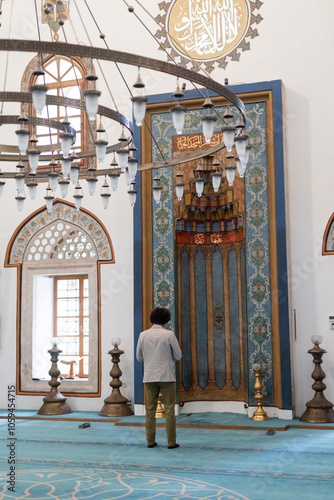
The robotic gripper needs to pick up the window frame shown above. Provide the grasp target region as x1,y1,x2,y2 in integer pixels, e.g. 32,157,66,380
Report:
34,55,85,164
54,274,89,379
21,260,98,394
5,201,115,397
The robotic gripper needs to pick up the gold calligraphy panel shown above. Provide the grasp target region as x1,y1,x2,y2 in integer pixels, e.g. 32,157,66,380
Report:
167,0,251,61
172,132,223,151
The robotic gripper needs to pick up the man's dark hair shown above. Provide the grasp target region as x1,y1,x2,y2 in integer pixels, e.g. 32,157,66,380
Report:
150,307,171,326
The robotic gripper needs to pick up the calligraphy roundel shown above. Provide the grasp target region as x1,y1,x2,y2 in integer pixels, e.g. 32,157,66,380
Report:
157,0,263,72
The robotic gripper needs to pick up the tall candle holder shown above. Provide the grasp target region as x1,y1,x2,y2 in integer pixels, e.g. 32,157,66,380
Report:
155,392,165,418
38,339,72,415
99,337,133,417
300,335,334,423
251,363,269,421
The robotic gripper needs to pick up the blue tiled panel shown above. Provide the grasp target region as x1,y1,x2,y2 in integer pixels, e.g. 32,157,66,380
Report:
240,243,248,390
244,101,273,404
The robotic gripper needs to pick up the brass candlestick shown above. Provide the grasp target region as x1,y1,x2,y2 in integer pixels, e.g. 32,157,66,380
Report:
155,392,165,418
38,340,72,415
300,335,334,423
251,364,269,421
99,337,133,417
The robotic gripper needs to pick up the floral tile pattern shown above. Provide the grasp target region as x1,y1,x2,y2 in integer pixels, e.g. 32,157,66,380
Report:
150,100,274,404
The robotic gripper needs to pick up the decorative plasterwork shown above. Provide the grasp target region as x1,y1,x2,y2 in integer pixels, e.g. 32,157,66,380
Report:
6,200,113,266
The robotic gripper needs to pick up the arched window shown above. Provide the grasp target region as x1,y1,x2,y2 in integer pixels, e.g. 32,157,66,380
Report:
34,55,85,160
22,53,96,170
5,200,114,395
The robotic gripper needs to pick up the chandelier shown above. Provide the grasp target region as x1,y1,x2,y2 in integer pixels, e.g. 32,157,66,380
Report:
0,0,251,213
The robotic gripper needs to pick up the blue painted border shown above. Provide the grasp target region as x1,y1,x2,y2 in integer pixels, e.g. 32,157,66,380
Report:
133,80,292,409
133,124,143,404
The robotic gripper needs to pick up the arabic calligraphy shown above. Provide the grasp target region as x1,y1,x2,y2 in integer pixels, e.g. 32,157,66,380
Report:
173,132,223,150
167,0,250,61
194,234,205,245
175,230,243,245
211,233,224,244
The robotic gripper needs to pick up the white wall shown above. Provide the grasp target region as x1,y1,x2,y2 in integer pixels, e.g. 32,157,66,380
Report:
0,0,334,417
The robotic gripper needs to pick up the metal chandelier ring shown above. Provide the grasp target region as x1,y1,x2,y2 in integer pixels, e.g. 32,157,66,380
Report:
0,40,246,121
0,91,133,162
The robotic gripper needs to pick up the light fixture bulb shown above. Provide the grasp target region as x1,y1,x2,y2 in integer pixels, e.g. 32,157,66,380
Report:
108,172,120,192
152,174,162,204
73,195,83,210
131,96,148,126
30,84,48,114
175,182,184,201
211,171,221,192
116,148,129,171
170,104,186,135
84,89,101,120
70,166,79,184
48,172,58,192
61,157,72,179
27,149,40,174
195,177,204,197
60,132,73,158
124,167,131,186
222,126,236,152
27,181,37,200
100,179,111,209
153,185,162,204
128,182,137,207
15,129,30,155
73,183,83,211
15,192,26,212
236,157,246,178
240,145,251,166
59,179,70,198
235,133,249,158
94,139,108,164
225,165,236,186
44,185,54,212
86,176,98,196
201,115,217,143
101,193,110,209
128,157,138,179
15,174,25,194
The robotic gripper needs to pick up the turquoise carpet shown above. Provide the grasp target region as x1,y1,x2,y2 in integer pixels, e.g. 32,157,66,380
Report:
0,412,334,499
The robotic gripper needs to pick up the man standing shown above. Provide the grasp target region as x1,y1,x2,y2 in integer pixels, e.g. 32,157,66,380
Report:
136,307,182,449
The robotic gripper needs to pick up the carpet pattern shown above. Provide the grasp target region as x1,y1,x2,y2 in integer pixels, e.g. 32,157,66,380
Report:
0,413,334,499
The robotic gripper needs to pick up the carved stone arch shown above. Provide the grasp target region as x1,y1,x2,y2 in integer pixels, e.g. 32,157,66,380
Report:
5,200,114,395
